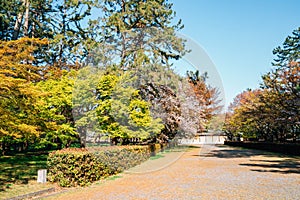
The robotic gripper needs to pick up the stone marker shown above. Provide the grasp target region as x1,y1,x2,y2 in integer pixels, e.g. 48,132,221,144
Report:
37,169,47,183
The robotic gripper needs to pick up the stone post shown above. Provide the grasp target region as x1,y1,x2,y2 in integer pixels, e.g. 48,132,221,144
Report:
37,169,47,183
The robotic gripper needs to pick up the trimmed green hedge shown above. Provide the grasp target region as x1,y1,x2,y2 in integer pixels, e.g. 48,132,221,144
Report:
92,146,150,174
47,146,150,187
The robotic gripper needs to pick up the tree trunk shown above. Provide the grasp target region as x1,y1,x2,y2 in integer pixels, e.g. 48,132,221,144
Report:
1,141,6,155
78,126,87,147
13,0,26,40
24,0,30,36
31,15,35,38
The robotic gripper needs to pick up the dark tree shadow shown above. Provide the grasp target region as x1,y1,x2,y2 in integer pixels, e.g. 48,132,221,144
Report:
190,145,300,175
0,153,48,191
192,145,271,158
240,158,300,174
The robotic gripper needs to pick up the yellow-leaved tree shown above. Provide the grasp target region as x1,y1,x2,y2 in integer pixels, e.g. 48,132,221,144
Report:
0,37,47,153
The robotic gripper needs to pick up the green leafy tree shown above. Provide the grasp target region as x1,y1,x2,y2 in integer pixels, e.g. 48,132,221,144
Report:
49,0,100,65
0,0,54,40
36,70,80,149
96,69,164,145
0,0,100,66
89,0,187,145
96,0,186,69
72,66,103,147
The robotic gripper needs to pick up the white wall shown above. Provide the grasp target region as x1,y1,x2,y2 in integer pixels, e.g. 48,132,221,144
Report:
179,135,226,144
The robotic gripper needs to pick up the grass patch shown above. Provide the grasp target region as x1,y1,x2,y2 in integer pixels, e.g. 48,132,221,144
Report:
106,175,123,181
0,180,54,200
0,152,48,192
151,145,191,158
150,153,165,160
163,145,192,152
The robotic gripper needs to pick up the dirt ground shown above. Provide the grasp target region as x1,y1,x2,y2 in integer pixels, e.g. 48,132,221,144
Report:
43,145,300,200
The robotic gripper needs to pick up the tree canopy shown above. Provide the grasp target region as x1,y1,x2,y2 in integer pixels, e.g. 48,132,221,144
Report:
0,0,223,154
224,27,300,142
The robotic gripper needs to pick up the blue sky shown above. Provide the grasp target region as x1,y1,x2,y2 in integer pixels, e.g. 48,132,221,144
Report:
170,0,300,107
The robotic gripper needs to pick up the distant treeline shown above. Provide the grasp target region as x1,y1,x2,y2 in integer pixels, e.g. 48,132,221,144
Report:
224,28,300,143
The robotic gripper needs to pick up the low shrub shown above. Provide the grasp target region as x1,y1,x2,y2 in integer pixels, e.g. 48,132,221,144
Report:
47,148,107,187
93,146,149,174
47,146,150,187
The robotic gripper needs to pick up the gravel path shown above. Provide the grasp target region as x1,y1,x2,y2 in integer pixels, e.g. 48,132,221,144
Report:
45,145,300,200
